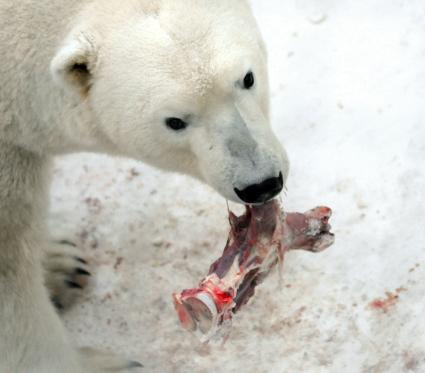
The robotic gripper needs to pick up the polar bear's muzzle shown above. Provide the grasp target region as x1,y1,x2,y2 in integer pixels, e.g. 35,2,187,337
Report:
192,105,288,205
223,107,287,204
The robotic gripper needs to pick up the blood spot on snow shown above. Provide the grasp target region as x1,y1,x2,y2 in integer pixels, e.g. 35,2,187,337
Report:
369,292,400,312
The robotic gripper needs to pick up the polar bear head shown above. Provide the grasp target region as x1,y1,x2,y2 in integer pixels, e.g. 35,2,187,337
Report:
51,0,289,204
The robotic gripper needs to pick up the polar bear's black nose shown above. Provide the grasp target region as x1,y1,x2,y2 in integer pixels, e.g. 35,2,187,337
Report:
234,173,284,204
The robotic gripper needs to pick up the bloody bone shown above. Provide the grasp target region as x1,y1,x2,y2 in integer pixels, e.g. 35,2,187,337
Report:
173,200,334,341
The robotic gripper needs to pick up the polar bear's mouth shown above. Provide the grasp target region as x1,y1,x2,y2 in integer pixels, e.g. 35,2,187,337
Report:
234,172,284,204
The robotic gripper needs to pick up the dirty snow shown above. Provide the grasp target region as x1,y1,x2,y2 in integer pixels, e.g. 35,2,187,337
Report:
50,1,425,372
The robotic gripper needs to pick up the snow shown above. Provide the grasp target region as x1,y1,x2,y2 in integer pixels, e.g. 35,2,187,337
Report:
51,1,425,372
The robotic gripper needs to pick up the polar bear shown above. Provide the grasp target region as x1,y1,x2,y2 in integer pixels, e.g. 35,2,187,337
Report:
0,0,289,371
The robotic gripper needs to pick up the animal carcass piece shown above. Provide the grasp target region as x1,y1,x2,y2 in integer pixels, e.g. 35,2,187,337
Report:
173,200,335,342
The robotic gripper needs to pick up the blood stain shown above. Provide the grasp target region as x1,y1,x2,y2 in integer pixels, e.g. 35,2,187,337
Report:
369,292,399,312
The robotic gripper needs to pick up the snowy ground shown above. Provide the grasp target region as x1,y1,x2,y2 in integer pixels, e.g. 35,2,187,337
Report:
51,1,425,372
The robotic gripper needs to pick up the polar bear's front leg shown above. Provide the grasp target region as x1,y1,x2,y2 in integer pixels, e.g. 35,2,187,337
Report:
0,144,142,372
0,144,82,372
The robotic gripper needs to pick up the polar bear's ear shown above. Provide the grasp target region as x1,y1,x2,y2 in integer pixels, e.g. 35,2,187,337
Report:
51,33,98,97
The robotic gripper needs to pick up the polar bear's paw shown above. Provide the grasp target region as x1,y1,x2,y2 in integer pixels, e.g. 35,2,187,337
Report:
79,348,143,372
43,240,91,311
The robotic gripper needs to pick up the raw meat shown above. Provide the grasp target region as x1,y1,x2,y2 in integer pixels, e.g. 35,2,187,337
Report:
173,200,334,342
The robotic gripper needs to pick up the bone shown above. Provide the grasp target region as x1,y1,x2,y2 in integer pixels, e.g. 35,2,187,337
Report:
173,200,334,342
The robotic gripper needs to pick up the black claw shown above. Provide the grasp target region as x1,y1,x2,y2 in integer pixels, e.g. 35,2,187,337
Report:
52,297,64,311
128,361,144,369
74,256,88,265
60,240,77,247
75,268,91,276
65,280,83,289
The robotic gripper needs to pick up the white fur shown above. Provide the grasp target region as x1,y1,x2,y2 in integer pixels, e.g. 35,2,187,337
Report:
0,0,288,371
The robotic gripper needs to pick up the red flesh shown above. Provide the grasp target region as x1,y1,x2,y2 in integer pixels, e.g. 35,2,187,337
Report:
173,200,334,341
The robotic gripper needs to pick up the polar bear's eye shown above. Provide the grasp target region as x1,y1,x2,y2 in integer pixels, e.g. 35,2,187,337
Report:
165,117,188,131
243,72,255,89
